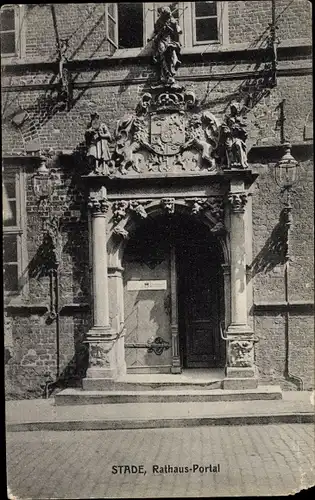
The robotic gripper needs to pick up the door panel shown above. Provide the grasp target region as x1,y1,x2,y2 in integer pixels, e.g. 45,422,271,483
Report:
124,257,172,372
178,244,224,368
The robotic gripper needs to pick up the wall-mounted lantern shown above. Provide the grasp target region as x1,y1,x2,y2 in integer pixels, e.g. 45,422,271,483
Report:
275,142,299,194
274,142,299,261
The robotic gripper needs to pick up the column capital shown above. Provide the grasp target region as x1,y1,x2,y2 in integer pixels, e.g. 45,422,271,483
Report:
227,192,248,213
87,196,110,215
88,186,110,215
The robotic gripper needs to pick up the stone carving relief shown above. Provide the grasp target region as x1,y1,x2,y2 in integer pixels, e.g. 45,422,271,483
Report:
181,112,220,171
89,342,111,368
111,196,226,239
185,196,225,234
228,193,248,213
229,340,254,368
84,89,250,176
43,214,63,266
160,198,175,214
112,200,151,225
114,116,151,174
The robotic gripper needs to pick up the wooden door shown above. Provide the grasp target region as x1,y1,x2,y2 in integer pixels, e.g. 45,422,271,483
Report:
177,244,224,368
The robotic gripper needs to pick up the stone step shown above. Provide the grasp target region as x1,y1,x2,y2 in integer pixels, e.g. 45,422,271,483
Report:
82,379,223,391
55,385,282,405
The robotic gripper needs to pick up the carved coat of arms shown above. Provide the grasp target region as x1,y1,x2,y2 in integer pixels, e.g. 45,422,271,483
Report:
150,113,185,156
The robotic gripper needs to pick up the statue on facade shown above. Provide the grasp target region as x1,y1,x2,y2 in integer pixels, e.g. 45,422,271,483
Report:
149,5,182,86
85,113,112,174
220,102,248,169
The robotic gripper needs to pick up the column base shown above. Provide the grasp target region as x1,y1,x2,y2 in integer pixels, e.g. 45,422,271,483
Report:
84,326,119,383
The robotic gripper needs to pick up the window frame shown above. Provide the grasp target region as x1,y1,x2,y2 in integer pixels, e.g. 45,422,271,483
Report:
192,1,219,45
118,2,146,50
106,2,228,57
105,3,118,51
3,166,27,296
0,4,23,58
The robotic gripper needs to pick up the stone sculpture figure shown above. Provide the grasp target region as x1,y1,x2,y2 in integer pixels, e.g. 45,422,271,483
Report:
182,111,220,170
221,102,248,169
149,6,182,86
114,115,153,174
114,116,141,174
85,113,112,174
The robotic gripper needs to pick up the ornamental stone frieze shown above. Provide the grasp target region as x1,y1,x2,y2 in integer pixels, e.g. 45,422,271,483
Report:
185,196,225,234
228,193,248,213
112,200,151,225
111,196,227,239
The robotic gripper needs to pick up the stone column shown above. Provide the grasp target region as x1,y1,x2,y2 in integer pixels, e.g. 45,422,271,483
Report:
223,180,257,389
83,186,118,388
228,190,249,330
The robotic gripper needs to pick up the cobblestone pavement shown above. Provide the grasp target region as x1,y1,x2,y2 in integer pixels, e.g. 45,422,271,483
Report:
7,424,314,498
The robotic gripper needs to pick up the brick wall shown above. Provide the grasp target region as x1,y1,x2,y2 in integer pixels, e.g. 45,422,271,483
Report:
24,4,111,62
228,0,311,45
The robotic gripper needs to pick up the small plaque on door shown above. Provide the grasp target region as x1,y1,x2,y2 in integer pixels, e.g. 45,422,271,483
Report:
127,280,167,291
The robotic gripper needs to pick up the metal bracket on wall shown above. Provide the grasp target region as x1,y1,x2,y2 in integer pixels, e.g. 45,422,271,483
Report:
125,337,171,356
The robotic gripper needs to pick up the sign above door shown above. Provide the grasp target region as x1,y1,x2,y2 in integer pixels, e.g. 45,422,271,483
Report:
127,280,167,291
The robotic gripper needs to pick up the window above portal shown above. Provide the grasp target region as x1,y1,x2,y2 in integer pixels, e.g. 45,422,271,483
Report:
105,2,228,53
194,1,219,43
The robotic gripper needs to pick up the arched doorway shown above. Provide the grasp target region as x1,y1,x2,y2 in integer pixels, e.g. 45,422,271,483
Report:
122,212,226,374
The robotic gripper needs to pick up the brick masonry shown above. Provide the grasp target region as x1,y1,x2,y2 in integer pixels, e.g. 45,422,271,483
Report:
2,1,313,397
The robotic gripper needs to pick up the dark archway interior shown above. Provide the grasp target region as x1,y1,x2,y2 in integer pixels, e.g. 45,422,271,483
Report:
123,213,224,266
123,213,226,369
